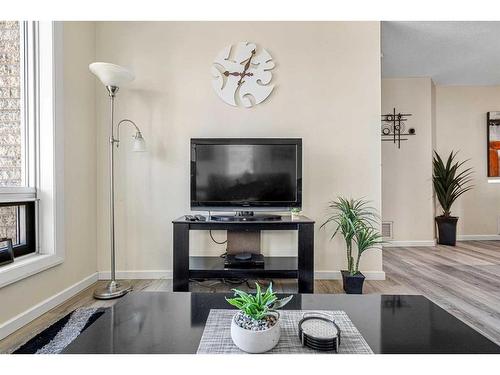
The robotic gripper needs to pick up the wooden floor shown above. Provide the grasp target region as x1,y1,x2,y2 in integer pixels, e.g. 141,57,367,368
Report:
1,240,499,353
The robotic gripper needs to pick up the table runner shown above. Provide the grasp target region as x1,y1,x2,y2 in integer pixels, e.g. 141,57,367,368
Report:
197,309,373,354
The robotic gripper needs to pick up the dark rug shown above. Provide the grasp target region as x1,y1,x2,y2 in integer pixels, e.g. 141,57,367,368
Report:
13,307,106,354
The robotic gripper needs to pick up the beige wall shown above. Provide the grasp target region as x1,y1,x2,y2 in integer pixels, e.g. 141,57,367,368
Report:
95,22,383,275
382,80,500,240
435,86,500,235
0,22,97,323
381,78,435,242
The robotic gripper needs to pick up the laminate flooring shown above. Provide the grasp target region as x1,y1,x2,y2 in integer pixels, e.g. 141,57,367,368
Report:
1,241,499,353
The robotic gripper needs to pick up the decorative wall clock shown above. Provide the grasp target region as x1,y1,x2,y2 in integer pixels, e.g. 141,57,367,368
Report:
211,42,275,108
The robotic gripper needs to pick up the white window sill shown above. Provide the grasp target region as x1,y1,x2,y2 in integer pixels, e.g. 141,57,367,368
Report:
488,178,500,184
0,253,63,288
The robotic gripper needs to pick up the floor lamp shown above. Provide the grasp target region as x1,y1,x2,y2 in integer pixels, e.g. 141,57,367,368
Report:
89,62,146,300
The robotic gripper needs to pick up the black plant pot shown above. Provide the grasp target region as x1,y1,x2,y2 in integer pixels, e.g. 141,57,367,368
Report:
341,270,365,294
435,216,459,246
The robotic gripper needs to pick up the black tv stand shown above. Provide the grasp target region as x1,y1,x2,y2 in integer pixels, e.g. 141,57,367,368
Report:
210,213,282,222
172,215,315,293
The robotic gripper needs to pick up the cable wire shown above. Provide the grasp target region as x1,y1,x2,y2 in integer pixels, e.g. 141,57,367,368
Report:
209,229,227,244
207,210,228,245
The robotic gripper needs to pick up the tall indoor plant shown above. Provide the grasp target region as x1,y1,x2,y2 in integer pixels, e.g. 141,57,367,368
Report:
321,197,382,294
433,151,473,246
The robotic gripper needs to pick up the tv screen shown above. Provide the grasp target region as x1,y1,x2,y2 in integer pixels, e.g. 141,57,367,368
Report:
191,138,302,210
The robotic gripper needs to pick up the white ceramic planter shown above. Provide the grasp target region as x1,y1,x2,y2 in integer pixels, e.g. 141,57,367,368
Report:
230,313,281,353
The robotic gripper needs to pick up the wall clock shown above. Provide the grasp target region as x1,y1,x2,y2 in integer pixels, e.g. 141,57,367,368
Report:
211,42,275,108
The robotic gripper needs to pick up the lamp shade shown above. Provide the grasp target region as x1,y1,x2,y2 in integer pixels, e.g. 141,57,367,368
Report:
132,132,146,152
89,62,135,87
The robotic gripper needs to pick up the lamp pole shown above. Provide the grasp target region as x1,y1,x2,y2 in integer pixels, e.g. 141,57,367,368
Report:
89,62,145,300
93,85,132,300
108,86,117,287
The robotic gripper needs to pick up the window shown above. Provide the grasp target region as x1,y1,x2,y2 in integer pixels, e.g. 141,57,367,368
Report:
0,21,36,261
0,22,22,187
0,201,35,257
0,20,63,288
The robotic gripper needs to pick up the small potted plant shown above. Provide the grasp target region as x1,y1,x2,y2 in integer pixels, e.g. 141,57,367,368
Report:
290,207,302,220
433,151,473,246
226,283,292,353
321,197,382,294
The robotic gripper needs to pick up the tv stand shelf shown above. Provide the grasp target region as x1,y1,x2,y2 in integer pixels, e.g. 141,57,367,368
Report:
172,215,315,293
189,256,298,279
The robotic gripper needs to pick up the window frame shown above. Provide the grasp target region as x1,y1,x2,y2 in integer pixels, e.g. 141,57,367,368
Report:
0,201,36,257
0,21,64,288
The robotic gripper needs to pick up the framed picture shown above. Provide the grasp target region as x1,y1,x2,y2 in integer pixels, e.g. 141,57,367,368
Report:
487,112,500,177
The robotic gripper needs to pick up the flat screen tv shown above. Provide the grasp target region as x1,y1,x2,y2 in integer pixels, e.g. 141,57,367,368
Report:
191,138,302,211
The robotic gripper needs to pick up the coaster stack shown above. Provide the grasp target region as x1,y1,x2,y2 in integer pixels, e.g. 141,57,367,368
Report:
298,313,341,352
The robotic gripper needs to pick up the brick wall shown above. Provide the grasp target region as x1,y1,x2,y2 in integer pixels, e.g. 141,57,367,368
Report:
0,21,21,244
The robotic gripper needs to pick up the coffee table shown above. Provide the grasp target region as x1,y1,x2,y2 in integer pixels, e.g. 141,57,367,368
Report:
63,292,500,354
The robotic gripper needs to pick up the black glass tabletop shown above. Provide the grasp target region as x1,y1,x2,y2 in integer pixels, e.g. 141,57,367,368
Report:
62,292,500,354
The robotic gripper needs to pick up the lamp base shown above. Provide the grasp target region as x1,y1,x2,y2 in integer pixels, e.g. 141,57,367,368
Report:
93,280,132,300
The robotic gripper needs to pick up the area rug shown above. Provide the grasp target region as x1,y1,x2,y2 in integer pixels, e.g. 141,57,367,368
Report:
197,309,373,354
13,307,107,354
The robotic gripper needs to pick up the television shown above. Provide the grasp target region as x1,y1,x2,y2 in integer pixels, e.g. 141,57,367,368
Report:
190,138,302,211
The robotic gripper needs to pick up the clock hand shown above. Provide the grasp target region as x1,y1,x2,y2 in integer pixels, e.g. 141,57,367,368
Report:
223,71,242,77
224,71,254,77
222,49,257,85
242,49,256,73
223,71,253,88
237,72,254,86
237,49,256,86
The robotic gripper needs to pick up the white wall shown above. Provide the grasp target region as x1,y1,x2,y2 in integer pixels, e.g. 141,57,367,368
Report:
0,22,97,323
94,22,383,276
382,78,435,243
435,86,500,236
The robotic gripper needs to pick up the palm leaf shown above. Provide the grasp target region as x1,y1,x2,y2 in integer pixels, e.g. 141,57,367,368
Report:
433,151,474,216
322,196,381,273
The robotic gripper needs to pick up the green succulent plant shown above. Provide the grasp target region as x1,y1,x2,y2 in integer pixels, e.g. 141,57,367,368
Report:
226,283,293,321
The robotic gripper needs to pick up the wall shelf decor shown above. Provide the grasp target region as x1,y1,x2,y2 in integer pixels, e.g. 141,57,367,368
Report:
381,108,415,149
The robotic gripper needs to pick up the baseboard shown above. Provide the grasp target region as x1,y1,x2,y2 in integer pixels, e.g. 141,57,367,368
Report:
0,272,99,340
314,270,386,280
457,234,500,241
98,270,173,280
383,236,500,246
383,240,436,247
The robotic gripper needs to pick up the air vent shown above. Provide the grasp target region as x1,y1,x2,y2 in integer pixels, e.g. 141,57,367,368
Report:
382,221,393,240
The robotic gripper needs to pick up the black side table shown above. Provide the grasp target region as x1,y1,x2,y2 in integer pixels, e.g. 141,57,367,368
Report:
172,215,315,293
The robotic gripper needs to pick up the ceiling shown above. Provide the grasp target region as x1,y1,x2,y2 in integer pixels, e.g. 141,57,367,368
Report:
381,21,500,85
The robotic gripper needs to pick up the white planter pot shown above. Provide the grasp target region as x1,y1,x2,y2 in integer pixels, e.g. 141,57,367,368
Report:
230,313,281,353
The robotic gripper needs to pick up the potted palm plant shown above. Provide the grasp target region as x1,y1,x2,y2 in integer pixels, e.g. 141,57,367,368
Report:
226,283,292,353
321,197,382,294
433,151,473,246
